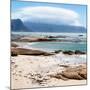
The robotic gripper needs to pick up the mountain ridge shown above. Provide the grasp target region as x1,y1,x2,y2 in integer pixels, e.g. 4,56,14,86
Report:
11,19,86,33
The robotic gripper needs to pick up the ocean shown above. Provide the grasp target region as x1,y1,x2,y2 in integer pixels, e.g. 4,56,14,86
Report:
12,32,87,52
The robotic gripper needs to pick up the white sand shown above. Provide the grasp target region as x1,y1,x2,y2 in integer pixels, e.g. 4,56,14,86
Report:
11,53,87,89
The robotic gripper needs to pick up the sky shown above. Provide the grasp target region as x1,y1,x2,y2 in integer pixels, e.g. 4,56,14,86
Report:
11,0,87,28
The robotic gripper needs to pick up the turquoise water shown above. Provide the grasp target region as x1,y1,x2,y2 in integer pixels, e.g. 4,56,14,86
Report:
12,32,87,52
18,41,87,52
27,42,86,52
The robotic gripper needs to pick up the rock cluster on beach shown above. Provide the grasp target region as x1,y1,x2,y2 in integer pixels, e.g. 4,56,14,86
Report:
55,50,86,55
11,46,86,57
50,65,87,80
11,47,54,56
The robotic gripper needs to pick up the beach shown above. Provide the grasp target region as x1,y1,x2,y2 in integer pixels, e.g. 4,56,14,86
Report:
11,32,87,89
11,53,87,89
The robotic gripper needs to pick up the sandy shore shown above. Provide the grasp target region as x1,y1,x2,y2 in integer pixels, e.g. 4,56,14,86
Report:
11,53,87,89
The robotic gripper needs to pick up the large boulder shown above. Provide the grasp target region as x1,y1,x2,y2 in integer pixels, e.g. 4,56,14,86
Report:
54,50,62,54
11,42,18,47
63,50,74,55
61,65,87,80
49,65,87,80
11,47,54,56
61,70,84,80
75,50,86,54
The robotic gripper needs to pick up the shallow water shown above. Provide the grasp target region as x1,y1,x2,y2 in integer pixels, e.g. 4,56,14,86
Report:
12,32,87,52
17,41,86,52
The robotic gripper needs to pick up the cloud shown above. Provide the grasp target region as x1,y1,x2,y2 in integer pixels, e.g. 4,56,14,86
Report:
12,6,82,26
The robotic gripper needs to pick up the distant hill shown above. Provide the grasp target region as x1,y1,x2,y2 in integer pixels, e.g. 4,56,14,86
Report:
11,19,30,32
11,19,86,33
24,22,86,33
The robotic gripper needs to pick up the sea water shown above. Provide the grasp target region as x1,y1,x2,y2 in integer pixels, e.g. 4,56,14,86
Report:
12,32,87,52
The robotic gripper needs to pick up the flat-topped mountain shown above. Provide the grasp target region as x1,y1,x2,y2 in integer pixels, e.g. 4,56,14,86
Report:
24,22,86,33
11,19,86,33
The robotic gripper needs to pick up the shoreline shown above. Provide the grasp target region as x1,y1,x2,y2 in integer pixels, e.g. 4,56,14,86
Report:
12,41,86,52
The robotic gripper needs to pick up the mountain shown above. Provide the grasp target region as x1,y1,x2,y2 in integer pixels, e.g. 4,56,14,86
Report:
11,19,30,32
11,19,86,33
24,22,86,33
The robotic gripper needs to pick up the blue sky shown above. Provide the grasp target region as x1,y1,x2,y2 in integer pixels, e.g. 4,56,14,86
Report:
11,0,87,28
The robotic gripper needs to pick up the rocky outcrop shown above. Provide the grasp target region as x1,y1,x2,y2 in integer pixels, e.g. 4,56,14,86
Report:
75,50,86,54
49,65,87,80
54,50,62,54
11,42,18,47
62,50,86,55
16,37,57,42
63,50,74,55
11,47,54,56
48,35,66,38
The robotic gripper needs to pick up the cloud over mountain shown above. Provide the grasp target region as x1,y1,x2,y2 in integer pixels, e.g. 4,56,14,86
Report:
12,6,82,26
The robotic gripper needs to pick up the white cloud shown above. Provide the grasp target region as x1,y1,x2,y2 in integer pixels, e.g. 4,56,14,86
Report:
12,6,82,26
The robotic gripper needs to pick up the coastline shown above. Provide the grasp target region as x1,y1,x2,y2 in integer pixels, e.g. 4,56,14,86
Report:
11,33,87,89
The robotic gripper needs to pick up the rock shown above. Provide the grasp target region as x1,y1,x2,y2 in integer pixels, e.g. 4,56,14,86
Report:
59,65,69,68
19,37,39,42
48,35,66,38
11,42,18,47
61,71,84,80
49,74,68,81
11,48,18,56
78,68,87,79
79,35,83,36
63,50,74,55
48,36,55,38
54,50,62,54
13,36,57,42
75,50,86,54
11,47,54,56
61,65,87,80
37,38,50,41
49,65,87,80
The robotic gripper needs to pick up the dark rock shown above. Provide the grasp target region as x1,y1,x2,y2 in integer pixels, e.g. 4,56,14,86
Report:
11,49,18,56
63,50,74,55
48,35,66,38
75,50,86,54
79,35,83,36
54,50,62,53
